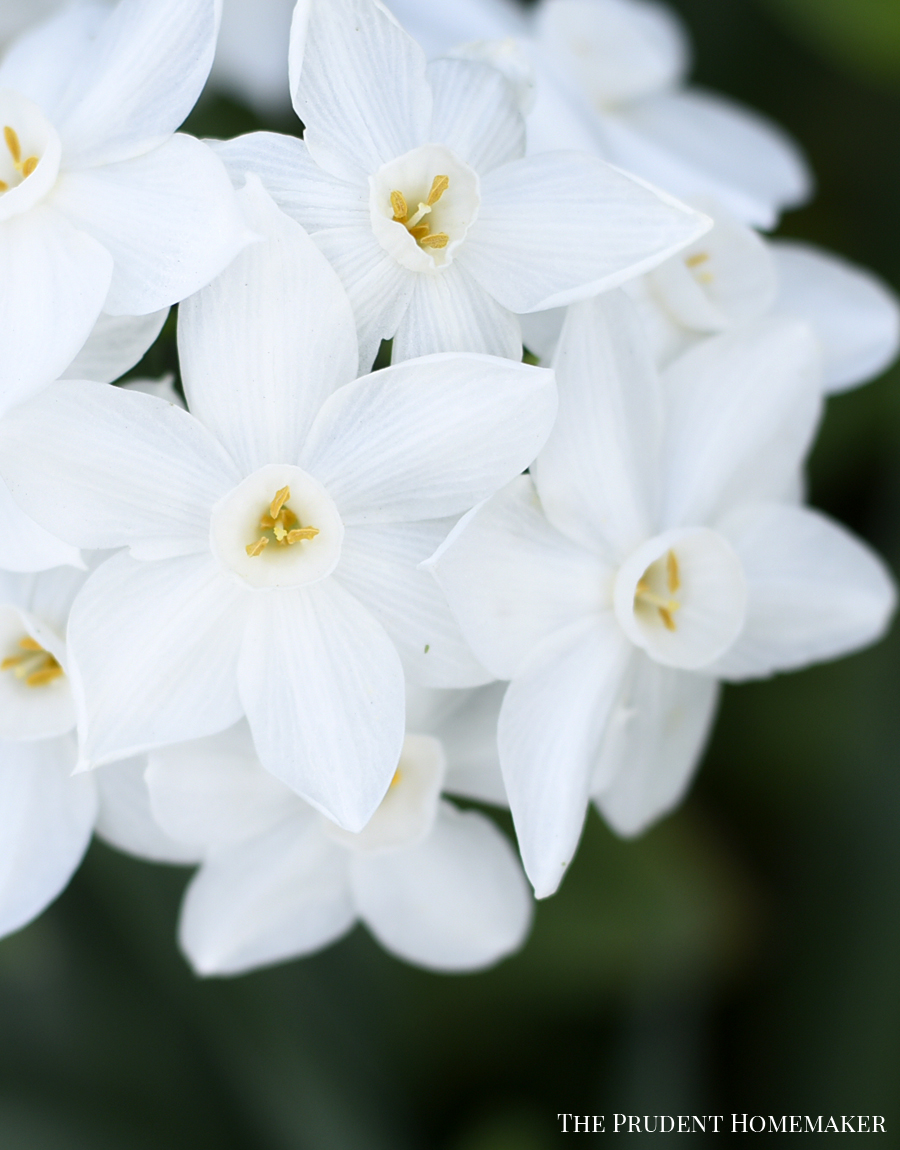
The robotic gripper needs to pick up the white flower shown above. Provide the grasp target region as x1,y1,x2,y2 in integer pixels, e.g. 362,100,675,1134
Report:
0,0,250,395
138,692,530,976
0,179,556,833
0,565,97,939
211,0,708,370
390,0,811,230
430,292,895,896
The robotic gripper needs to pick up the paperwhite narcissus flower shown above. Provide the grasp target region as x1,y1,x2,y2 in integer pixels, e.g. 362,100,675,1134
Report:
211,0,709,370
0,565,96,938
137,697,530,976
430,292,896,897
522,201,900,394
0,179,556,833
0,0,250,396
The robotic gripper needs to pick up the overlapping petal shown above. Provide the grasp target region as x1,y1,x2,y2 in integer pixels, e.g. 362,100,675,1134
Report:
426,57,526,173
95,758,203,865
0,480,82,573
61,309,169,384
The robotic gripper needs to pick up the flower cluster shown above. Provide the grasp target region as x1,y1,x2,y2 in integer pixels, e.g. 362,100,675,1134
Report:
0,0,895,975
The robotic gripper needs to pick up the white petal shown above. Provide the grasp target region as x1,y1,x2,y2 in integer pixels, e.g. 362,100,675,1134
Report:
0,3,108,120
427,56,525,173
22,564,86,635
0,207,112,414
461,151,710,313
438,681,508,807
61,309,169,384
519,306,565,364
52,0,221,168
593,659,719,836
0,381,240,554
211,132,369,232
385,0,528,56
351,801,531,971
312,225,416,373
0,735,96,939
772,240,900,393
536,0,689,106
602,88,812,229
94,757,202,865
179,817,354,976
0,603,75,740
533,291,663,558
660,319,823,528
0,478,82,573
146,723,303,850
69,553,248,768
499,615,632,897
712,503,896,680
302,354,556,524
337,518,491,688
428,475,609,680
290,0,431,182
392,263,522,362
50,135,251,315
238,579,406,833
179,179,359,473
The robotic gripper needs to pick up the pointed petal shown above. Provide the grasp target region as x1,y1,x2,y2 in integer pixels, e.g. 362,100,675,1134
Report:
238,580,406,833
0,735,96,939
660,319,823,528
602,88,812,229
0,381,240,554
351,801,531,970
0,478,82,573
427,57,525,173
210,132,369,232
50,135,251,315
53,0,221,167
0,207,112,414
61,309,169,384
337,518,491,688
499,615,632,897
179,179,359,473
772,240,900,393
392,263,522,362
69,553,247,767
533,291,663,558
429,476,609,679
712,503,896,680
94,757,202,865
180,818,354,976
312,225,416,373
146,723,303,850
302,354,556,524
289,0,431,182
461,151,710,313
593,659,719,836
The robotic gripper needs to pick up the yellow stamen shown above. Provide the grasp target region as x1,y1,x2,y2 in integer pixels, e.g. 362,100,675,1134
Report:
26,665,64,687
389,768,402,789
658,607,677,632
391,190,408,222
408,224,430,240
269,486,291,520
685,251,709,268
4,125,21,164
286,527,319,543
426,174,449,206
22,156,37,177
420,233,449,249
0,656,19,670
0,180,8,192
18,636,43,651
666,550,680,594
2,636,64,687
245,537,269,557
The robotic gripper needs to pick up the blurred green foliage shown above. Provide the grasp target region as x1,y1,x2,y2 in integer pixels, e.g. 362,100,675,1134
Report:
0,2,898,1147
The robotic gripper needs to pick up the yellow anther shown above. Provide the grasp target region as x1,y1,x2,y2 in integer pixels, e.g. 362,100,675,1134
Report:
26,665,64,687
685,251,710,268
658,607,677,632
245,537,269,557
426,174,449,206
18,636,43,651
420,233,449,249
389,768,402,789
408,224,430,240
390,190,408,222
286,527,320,543
269,486,291,520
0,656,19,670
2,636,64,687
0,180,8,192
4,125,21,164
22,156,37,177
666,550,680,594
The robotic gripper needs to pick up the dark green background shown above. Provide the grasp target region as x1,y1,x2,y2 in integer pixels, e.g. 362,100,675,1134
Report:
1,1,898,1145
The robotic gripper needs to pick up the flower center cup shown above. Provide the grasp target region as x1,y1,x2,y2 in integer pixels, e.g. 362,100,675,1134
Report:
210,464,344,590
322,733,446,853
0,90,61,221
369,144,480,273
613,527,747,670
